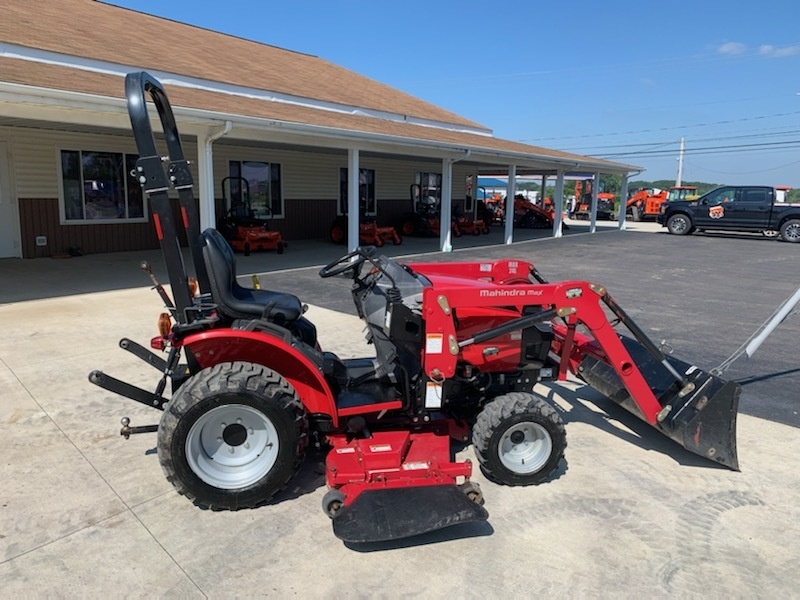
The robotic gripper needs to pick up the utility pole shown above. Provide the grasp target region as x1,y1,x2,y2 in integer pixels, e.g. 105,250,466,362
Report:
676,137,685,186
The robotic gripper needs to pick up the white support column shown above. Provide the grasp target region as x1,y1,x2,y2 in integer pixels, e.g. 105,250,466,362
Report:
552,170,565,238
440,158,454,252
618,174,629,231
504,164,516,244
196,121,232,231
347,148,360,253
589,172,600,233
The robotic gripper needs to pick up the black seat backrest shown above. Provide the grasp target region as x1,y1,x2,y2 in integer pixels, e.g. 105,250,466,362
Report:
201,228,302,323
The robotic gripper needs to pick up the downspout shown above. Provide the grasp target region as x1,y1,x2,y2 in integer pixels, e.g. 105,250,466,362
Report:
198,120,232,231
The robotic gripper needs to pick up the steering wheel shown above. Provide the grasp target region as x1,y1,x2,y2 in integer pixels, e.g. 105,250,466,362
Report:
319,247,376,278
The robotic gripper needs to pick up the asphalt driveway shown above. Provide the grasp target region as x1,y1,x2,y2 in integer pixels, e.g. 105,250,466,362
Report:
1,224,798,597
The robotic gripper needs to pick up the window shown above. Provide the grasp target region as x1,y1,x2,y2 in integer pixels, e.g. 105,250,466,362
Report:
60,150,144,222
465,175,475,212
339,168,376,216
229,161,283,218
704,187,737,205
415,172,442,204
741,189,769,203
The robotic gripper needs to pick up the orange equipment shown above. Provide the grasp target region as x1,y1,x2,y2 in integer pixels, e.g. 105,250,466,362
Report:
626,186,698,221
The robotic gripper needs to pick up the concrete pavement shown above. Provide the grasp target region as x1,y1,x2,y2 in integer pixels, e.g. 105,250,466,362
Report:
2,220,799,597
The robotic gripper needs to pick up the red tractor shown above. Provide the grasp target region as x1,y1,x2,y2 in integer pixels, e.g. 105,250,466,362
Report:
91,73,740,544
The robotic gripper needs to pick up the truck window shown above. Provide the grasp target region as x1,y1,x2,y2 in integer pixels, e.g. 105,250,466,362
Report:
704,187,737,205
741,189,768,203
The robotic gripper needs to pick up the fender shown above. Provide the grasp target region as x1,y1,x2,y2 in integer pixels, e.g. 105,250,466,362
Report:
181,328,338,426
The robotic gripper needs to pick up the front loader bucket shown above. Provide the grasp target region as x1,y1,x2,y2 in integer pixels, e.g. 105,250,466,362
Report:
577,336,740,470
332,485,488,544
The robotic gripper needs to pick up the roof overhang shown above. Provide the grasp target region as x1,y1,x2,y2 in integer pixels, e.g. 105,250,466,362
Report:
0,78,641,176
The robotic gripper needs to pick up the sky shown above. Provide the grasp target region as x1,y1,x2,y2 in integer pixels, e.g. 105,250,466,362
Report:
109,0,800,186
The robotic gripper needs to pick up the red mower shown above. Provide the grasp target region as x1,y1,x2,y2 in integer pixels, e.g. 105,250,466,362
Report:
330,215,402,247
91,73,740,544
217,176,286,256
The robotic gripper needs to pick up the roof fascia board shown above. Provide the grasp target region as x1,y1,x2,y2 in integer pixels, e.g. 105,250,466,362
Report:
0,81,640,174
0,42,492,136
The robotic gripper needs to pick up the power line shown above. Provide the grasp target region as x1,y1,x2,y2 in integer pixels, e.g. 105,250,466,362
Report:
686,159,800,176
520,110,800,142
596,139,800,159
560,128,800,152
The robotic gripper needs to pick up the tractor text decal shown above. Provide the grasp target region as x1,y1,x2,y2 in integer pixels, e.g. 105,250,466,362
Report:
709,206,725,219
479,289,543,297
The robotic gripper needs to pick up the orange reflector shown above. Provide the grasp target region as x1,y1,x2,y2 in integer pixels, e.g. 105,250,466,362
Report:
157,313,172,338
153,214,163,240
188,277,198,297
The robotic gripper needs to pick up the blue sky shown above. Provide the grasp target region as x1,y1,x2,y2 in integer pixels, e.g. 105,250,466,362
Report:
110,0,800,186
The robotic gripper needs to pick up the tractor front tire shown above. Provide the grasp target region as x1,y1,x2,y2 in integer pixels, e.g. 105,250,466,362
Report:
666,213,692,236
472,392,566,486
158,361,307,510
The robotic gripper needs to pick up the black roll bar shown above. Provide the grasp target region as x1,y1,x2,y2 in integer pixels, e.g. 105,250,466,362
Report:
125,71,210,321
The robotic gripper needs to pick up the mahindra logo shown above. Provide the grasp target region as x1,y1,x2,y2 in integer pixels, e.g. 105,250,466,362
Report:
479,289,543,297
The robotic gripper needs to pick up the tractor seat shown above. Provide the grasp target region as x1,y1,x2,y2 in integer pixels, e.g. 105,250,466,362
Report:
201,228,302,323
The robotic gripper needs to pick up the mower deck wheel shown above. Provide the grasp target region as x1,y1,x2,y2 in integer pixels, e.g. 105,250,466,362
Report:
322,488,346,518
472,392,566,486
158,361,307,510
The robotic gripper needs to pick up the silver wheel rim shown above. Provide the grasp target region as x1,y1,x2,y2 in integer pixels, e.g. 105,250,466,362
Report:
498,421,553,474
670,216,689,233
186,404,279,490
785,224,800,241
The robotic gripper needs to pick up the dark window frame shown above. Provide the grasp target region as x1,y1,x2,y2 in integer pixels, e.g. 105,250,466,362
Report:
58,149,146,224
228,160,284,219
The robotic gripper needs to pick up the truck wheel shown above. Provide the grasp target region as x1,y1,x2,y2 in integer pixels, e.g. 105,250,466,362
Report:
779,219,800,243
158,362,307,510
666,213,692,235
472,392,566,486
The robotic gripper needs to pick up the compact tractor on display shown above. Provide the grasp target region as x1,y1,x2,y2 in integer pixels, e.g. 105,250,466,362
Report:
91,73,740,544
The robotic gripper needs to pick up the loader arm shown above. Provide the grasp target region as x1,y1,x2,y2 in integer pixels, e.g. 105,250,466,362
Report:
417,270,739,470
420,279,664,424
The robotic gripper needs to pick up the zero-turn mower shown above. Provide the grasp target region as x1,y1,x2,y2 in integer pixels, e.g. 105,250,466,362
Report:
90,73,740,544
217,176,286,256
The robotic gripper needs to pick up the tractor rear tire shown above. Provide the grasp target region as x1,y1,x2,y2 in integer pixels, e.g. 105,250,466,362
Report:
472,392,566,486
666,213,692,236
779,219,800,243
158,361,307,510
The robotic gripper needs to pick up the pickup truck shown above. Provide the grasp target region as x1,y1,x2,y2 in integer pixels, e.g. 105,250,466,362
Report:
658,185,800,242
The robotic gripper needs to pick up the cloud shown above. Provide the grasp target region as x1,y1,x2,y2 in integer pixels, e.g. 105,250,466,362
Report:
717,42,746,55
758,44,800,58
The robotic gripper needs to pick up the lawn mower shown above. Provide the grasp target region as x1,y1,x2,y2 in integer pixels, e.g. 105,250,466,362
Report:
330,214,402,247
217,176,286,256
401,184,482,238
90,72,740,544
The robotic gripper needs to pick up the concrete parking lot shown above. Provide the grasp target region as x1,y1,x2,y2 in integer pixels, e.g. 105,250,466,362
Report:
2,222,799,597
